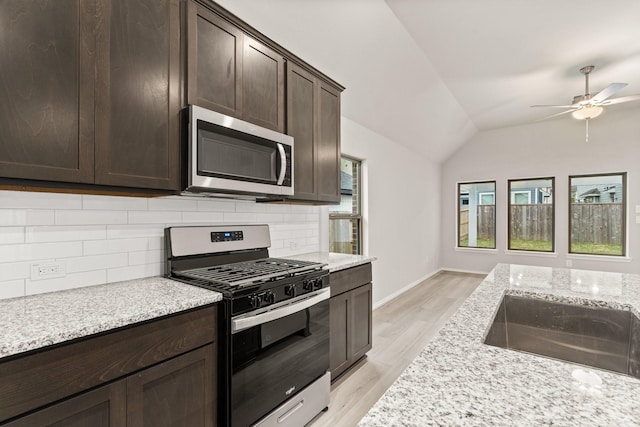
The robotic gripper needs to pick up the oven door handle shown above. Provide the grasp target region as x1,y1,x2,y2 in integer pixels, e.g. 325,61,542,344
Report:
232,287,330,334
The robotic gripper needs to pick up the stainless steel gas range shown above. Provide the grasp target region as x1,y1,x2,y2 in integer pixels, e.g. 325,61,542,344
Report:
165,225,330,427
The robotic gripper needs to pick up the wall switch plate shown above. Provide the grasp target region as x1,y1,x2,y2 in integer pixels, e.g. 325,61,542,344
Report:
636,205,640,214
30,262,66,281
566,260,572,267
636,215,640,224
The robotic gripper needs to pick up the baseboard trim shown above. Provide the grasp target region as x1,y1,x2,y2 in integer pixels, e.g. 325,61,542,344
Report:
372,269,442,311
372,267,489,311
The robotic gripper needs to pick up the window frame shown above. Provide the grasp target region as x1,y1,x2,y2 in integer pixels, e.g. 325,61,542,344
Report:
568,172,627,257
507,177,555,253
329,155,363,255
457,180,496,250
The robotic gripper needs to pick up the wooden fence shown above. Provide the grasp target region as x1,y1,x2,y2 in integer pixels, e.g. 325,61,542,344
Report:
571,203,622,245
510,204,553,242
461,204,622,245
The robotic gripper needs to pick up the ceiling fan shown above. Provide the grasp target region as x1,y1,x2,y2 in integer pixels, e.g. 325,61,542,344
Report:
531,65,640,141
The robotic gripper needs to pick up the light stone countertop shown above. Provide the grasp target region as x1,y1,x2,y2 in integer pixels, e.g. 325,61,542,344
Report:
284,251,376,272
359,263,640,426
0,277,222,359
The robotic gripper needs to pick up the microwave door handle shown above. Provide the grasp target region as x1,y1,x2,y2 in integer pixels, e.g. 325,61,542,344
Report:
277,143,287,185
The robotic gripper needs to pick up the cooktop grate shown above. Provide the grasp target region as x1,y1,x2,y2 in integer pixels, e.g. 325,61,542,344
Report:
176,258,324,287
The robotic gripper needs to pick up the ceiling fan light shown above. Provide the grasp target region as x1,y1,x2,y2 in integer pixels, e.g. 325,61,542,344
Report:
572,105,603,120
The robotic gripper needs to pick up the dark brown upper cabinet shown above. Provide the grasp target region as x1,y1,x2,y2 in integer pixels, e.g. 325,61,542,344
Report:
0,0,181,192
287,63,341,203
94,0,181,190
186,1,285,132
0,0,95,184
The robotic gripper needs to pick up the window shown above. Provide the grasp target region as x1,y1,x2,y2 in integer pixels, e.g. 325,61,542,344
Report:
508,178,554,252
569,173,626,256
457,181,495,249
329,156,362,254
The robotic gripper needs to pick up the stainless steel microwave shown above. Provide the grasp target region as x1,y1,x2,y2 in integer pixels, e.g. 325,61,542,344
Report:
184,105,293,197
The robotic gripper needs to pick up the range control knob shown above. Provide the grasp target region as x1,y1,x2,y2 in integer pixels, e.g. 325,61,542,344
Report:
263,290,276,304
314,278,324,289
249,294,262,309
303,280,313,291
285,284,297,297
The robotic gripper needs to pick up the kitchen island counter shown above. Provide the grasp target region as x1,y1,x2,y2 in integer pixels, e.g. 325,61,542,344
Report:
359,263,640,426
0,277,222,359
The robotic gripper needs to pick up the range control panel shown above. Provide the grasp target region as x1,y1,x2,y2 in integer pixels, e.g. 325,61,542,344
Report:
211,231,244,242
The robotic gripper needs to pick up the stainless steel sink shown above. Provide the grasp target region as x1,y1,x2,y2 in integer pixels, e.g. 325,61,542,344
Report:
484,294,640,378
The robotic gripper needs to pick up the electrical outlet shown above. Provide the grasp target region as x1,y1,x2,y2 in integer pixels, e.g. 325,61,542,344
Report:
566,260,572,268
290,241,298,250
30,262,66,280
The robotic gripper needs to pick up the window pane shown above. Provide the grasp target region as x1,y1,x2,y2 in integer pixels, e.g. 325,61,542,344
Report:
570,173,625,256
330,218,361,255
329,157,360,215
508,178,554,252
458,181,495,249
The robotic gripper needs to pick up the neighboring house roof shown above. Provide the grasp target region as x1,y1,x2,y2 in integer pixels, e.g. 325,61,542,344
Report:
579,188,601,198
341,171,353,195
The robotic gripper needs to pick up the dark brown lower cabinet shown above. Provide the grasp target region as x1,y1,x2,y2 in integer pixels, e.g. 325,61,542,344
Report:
329,264,373,381
5,380,127,427
1,305,217,427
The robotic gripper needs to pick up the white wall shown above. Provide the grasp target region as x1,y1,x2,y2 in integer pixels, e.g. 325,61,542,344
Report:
441,107,640,274
0,191,321,299
337,118,442,307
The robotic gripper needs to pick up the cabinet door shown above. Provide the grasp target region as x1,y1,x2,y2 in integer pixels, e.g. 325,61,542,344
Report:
329,292,351,380
5,380,126,427
286,63,317,201
187,1,243,118
127,344,216,427
243,37,285,132
351,283,373,361
0,0,94,184
316,81,341,203
94,0,180,190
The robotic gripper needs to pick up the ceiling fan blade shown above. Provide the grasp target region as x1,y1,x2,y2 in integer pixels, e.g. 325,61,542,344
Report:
590,83,627,103
530,104,574,108
600,94,640,105
535,108,577,121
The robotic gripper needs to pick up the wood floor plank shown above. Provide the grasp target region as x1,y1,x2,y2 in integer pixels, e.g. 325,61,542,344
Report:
309,271,483,427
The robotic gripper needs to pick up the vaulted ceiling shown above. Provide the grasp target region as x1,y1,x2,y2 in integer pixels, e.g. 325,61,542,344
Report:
214,0,640,163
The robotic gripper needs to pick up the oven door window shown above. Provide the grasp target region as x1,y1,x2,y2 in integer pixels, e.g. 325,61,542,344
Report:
197,120,279,184
231,300,329,427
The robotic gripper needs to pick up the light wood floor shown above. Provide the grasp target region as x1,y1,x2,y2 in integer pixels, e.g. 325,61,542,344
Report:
310,271,484,427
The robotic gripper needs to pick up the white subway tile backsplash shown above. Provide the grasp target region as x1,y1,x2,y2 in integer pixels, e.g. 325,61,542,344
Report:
196,199,236,212
148,196,198,211
26,225,106,243
129,249,164,266
0,261,30,281
128,211,182,224
56,210,127,225
0,227,25,244
182,211,225,223
26,270,107,295
0,190,82,209
0,279,24,299
83,195,148,211
0,242,82,263
83,238,155,255
65,253,129,273
107,263,163,283
0,190,320,299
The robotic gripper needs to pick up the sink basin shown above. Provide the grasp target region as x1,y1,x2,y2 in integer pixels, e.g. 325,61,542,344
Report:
484,294,640,378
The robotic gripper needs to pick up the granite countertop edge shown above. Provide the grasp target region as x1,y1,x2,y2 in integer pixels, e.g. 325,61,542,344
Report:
284,251,376,272
0,277,222,359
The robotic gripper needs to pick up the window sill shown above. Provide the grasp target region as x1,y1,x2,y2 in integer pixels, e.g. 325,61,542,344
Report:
567,253,632,263
455,247,498,254
504,250,558,258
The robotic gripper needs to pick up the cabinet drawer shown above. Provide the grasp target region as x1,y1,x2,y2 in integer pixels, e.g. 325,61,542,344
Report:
330,263,372,297
0,305,217,423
